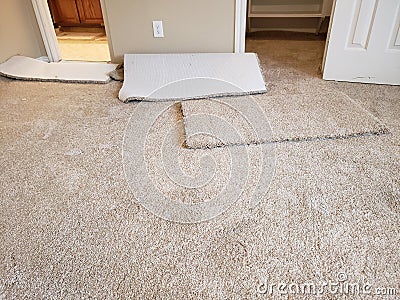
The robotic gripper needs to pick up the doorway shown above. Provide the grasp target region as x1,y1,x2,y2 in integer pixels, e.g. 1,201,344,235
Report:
245,0,334,73
42,0,110,62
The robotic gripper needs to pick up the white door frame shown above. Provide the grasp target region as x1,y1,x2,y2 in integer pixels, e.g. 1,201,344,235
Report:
31,0,61,62
32,0,247,62
235,0,247,53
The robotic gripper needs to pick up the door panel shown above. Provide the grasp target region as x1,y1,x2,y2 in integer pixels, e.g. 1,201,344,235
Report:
323,0,400,85
76,0,104,24
48,0,80,25
349,0,378,49
389,5,400,49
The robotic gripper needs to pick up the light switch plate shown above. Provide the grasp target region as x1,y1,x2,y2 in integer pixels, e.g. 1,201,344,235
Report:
152,21,164,38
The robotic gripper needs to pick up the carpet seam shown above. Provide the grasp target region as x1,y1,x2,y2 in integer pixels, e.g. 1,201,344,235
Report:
183,128,391,150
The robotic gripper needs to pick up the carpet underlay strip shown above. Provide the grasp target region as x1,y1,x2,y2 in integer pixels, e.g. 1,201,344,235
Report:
119,53,267,102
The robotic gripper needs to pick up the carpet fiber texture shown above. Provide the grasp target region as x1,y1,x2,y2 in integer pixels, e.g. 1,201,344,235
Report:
181,89,389,149
1,38,399,299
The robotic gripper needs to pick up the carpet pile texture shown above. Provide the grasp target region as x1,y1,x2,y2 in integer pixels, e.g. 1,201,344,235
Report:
0,38,399,299
181,90,388,149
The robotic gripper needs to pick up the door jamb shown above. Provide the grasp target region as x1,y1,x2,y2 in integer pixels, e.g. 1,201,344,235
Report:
235,0,247,53
322,0,337,75
31,0,61,62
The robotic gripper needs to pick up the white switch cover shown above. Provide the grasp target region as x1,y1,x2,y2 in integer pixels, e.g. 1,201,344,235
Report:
152,21,164,38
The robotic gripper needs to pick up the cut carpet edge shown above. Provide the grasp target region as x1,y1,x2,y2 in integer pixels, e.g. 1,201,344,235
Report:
183,126,391,150
178,99,391,150
123,89,268,103
0,71,113,84
0,56,117,84
180,88,392,150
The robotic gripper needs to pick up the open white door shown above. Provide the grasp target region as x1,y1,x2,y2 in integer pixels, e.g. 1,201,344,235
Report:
323,0,400,85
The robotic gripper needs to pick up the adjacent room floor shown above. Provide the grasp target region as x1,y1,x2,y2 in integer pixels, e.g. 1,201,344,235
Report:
0,37,399,298
56,28,111,62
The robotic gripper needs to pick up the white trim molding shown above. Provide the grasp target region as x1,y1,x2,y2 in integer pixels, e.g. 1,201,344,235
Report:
31,0,61,62
235,0,247,53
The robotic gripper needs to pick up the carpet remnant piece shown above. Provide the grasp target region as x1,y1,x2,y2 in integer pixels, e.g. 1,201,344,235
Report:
108,64,124,82
118,53,267,102
181,90,390,149
0,56,117,83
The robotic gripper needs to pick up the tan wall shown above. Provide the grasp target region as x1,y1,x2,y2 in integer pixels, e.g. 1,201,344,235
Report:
0,0,46,63
0,1,235,64
101,0,236,63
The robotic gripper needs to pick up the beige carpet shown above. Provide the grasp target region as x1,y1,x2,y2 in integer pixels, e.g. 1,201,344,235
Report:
1,38,400,298
181,90,389,149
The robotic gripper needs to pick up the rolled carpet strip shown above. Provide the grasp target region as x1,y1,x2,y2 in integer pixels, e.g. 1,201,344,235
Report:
119,53,267,102
0,56,117,83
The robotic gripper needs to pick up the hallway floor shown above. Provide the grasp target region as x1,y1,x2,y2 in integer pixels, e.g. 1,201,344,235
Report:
56,28,111,62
